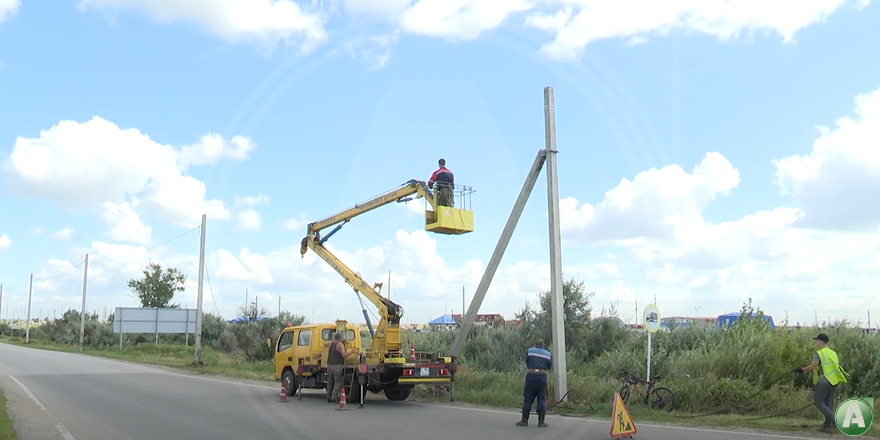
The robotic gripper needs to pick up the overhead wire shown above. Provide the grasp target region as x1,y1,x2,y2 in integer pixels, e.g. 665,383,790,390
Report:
2,224,202,305
90,224,201,264
203,259,220,316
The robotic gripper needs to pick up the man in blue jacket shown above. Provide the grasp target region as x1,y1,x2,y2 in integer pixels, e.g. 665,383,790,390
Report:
517,338,552,427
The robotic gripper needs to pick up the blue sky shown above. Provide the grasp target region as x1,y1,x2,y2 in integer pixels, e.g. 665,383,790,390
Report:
1,0,879,327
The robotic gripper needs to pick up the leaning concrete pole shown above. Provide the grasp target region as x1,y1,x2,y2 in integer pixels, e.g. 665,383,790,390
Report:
544,86,568,402
448,149,548,358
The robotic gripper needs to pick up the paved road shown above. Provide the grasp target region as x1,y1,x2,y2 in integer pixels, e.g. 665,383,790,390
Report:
0,343,837,440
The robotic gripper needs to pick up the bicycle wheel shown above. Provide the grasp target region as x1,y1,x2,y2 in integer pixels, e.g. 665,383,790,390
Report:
647,387,675,412
617,384,631,404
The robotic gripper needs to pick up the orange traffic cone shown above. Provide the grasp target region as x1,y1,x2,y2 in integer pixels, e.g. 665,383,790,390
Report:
336,387,349,411
279,384,288,403
409,344,416,361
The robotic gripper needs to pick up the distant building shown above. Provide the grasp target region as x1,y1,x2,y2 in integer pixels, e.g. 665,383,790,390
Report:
450,313,504,327
659,316,715,330
428,314,458,331
427,313,506,331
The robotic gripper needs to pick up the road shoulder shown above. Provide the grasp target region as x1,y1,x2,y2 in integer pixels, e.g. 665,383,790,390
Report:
0,378,66,440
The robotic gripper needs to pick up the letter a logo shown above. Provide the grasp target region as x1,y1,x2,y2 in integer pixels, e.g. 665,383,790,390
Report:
836,398,873,436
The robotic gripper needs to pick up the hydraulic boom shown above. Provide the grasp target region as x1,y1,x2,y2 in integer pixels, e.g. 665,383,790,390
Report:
300,179,474,364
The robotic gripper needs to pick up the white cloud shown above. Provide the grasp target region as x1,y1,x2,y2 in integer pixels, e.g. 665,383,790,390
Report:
0,0,19,23
552,85,880,322
77,0,328,55
234,195,270,207
346,0,866,61
31,227,43,235
72,0,866,63
51,228,75,241
560,151,740,244
282,216,309,231
1,116,242,232
398,0,534,41
101,201,152,245
0,233,10,252
523,0,870,61
343,30,400,70
773,85,880,231
237,209,262,230
176,134,255,169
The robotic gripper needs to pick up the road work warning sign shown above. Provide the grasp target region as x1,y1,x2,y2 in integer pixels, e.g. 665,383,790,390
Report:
610,392,637,438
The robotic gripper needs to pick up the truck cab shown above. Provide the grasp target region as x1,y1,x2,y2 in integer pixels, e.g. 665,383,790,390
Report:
271,320,363,398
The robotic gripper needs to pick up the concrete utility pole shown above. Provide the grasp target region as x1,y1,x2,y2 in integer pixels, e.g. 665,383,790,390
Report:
447,86,569,402
25,273,33,343
0,283,3,324
278,295,281,316
544,86,568,402
193,214,207,365
79,253,89,352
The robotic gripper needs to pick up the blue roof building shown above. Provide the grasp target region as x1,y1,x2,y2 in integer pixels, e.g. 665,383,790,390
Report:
428,314,458,330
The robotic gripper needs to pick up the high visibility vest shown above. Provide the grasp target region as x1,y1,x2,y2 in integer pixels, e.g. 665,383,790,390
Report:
814,347,847,386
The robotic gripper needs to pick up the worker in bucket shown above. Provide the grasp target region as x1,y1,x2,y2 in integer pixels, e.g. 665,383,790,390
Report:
517,338,551,428
792,333,848,432
428,158,454,207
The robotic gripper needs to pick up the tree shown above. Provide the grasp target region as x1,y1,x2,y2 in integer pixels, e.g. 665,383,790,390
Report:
127,263,186,308
238,301,269,322
516,277,594,346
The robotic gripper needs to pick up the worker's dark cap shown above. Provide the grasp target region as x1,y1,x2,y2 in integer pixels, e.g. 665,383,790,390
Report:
814,333,829,342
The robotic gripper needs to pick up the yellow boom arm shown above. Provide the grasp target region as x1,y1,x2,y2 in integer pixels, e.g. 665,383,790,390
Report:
299,180,435,357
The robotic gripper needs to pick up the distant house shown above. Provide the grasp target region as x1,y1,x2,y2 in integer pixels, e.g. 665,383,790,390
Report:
450,313,504,327
716,312,775,330
428,314,458,331
660,316,715,330
428,313,506,331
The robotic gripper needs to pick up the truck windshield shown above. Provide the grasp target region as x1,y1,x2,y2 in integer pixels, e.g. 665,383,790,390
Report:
322,329,356,341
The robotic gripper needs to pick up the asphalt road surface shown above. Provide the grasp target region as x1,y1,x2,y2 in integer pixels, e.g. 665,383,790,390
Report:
0,343,840,440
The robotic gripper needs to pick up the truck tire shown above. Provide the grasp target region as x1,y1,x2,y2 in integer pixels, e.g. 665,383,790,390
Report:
282,370,298,396
384,388,411,401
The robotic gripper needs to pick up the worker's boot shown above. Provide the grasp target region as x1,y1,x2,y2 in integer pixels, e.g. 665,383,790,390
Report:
516,410,529,426
537,411,548,428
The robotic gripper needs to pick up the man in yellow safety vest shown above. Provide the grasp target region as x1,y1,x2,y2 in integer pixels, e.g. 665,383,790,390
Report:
793,333,848,432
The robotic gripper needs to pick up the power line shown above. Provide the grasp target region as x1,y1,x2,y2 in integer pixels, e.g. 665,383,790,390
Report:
34,260,85,282
92,224,201,264
1,224,201,299
204,259,220,316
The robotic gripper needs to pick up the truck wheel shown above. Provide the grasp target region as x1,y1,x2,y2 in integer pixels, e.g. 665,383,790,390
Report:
282,370,298,396
384,388,411,401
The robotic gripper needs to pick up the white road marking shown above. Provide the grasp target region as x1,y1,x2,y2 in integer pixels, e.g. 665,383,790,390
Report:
157,371,817,439
8,375,77,440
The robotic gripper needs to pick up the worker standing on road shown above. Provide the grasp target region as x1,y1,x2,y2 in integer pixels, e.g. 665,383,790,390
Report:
517,338,551,428
326,332,358,403
428,158,454,207
793,333,848,432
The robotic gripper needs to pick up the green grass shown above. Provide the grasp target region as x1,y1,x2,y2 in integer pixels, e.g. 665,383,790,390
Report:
0,388,16,440
3,335,879,438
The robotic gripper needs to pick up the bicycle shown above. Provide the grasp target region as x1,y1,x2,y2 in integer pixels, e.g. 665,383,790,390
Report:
617,369,675,412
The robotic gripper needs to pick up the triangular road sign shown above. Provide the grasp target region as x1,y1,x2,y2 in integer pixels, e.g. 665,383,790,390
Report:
610,392,637,438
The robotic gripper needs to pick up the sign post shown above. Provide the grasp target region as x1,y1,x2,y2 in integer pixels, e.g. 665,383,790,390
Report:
642,304,660,380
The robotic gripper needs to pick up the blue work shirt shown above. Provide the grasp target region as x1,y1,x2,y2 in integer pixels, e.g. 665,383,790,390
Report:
525,346,552,371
